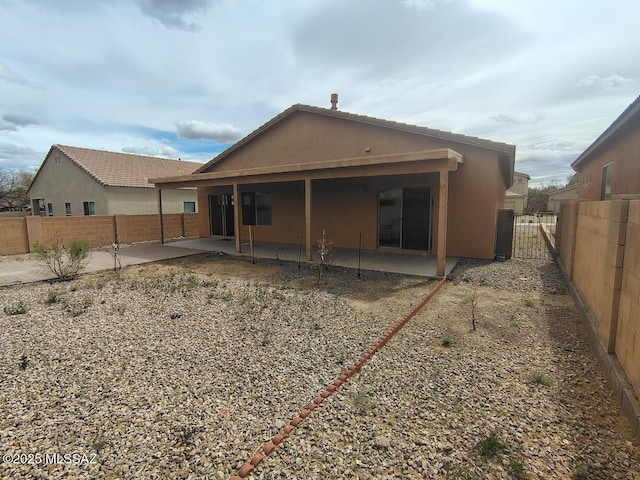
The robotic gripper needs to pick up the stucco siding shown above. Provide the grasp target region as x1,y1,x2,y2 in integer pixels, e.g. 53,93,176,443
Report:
28,152,108,216
107,187,196,215
576,125,640,200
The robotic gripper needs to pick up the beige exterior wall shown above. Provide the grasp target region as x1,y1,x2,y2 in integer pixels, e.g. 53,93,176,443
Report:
195,111,510,260
108,187,196,215
504,195,525,214
575,124,640,200
28,150,197,216
28,150,109,216
510,172,529,197
547,185,579,212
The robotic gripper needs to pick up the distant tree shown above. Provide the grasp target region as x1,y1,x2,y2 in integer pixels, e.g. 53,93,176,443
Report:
526,182,560,213
0,169,33,211
567,173,579,186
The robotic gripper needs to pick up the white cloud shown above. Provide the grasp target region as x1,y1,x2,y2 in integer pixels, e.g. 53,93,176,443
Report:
121,145,183,158
0,63,34,87
492,113,549,125
135,0,216,32
175,120,242,143
577,74,631,93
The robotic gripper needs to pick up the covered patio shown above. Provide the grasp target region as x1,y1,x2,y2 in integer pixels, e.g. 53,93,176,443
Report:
165,237,460,278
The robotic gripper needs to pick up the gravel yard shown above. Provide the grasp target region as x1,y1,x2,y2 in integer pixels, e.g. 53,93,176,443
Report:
1,254,639,479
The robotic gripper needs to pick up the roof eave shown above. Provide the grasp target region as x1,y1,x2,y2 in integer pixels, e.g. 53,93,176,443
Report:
571,94,640,170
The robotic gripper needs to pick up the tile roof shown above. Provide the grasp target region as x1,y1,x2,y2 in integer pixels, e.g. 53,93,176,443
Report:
52,145,202,188
196,104,516,174
571,94,640,169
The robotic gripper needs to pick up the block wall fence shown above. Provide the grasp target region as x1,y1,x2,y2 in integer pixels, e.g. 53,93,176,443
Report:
0,213,199,255
557,197,640,437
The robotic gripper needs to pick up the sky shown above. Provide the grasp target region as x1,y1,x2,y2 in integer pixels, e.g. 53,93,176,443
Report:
0,0,638,187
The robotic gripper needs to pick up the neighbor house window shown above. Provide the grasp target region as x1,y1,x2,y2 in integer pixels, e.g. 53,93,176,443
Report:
47,203,53,216
601,163,613,200
65,202,71,216
54,156,61,165
83,201,96,216
517,178,523,183
242,192,272,226
183,201,196,213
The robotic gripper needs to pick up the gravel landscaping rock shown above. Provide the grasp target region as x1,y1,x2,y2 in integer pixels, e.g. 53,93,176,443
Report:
0,255,638,479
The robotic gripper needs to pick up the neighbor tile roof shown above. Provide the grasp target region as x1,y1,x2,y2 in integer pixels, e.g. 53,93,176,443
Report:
53,145,202,188
196,103,516,174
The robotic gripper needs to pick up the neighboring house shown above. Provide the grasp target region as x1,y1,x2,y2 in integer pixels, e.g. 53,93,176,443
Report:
547,184,579,213
28,145,201,216
571,94,640,200
504,190,526,214
151,101,515,276
504,171,530,213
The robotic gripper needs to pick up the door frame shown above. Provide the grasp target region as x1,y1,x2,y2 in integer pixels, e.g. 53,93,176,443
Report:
377,187,433,251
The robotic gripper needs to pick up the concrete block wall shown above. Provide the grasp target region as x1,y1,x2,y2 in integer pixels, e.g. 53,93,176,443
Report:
616,200,640,394
0,213,199,255
0,217,29,255
117,214,160,244
556,201,578,279
40,216,115,247
558,197,639,413
184,213,199,237
571,201,616,351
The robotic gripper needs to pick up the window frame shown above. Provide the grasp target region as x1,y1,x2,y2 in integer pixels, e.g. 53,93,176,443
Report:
83,201,96,216
601,163,614,200
65,202,71,216
183,201,196,213
47,203,53,216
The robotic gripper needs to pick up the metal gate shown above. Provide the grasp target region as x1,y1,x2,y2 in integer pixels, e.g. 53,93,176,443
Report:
512,213,555,260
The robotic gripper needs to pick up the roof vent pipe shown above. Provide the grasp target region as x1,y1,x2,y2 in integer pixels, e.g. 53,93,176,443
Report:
330,93,338,110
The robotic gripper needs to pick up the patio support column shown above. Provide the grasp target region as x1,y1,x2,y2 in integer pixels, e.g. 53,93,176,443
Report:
436,170,449,277
233,183,241,253
157,188,164,245
305,177,312,261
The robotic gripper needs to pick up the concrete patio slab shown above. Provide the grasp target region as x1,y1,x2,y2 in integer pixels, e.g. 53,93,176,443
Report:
166,238,459,277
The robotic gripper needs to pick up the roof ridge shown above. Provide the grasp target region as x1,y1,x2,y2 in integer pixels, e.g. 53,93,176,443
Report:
196,103,515,173
55,144,202,166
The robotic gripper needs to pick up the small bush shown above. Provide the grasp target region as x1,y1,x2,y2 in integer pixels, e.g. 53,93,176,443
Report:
529,370,552,386
441,337,452,348
4,301,26,315
474,431,506,460
44,289,63,305
353,388,376,415
33,238,91,280
509,457,529,479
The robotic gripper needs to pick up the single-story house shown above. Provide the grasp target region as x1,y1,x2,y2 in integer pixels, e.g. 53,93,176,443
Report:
28,145,201,216
547,184,579,212
151,100,516,276
572,94,640,200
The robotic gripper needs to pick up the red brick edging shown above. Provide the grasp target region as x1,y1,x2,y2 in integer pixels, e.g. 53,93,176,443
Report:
230,278,447,479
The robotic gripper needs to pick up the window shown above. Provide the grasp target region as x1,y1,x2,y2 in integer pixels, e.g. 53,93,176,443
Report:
65,202,71,216
83,201,96,216
183,201,196,213
517,178,523,183
47,203,53,216
54,156,61,165
242,192,272,226
601,163,613,200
